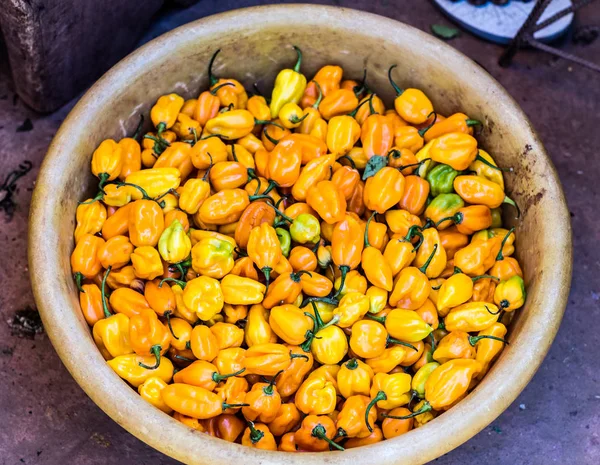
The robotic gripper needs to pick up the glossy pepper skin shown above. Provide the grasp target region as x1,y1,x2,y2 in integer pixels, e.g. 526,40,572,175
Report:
71,234,105,286
364,167,406,214
108,354,174,387
331,214,364,295
242,374,283,423
91,139,123,184
125,167,181,199
151,93,184,130
295,376,337,415
319,89,359,121
173,360,245,391
243,343,303,376
454,175,515,210
337,395,377,439
400,175,430,216
74,200,107,244
326,115,361,155
425,193,465,230
92,313,133,360
245,304,277,347
242,422,278,451
205,110,255,140
494,275,526,312
362,214,393,291
301,65,343,108
475,322,507,378
161,383,248,420
413,228,447,279
235,202,276,249
191,237,234,279
291,154,336,201
469,149,505,189
361,112,395,159
445,302,500,332
247,223,282,284
158,219,191,264
221,275,265,305
198,189,250,226
276,345,314,397
306,181,346,225
295,415,344,452
129,308,172,369
270,47,307,118
338,358,374,399
388,65,433,124
423,112,479,142
79,283,107,326
429,133,478,171
269,304,313,345
268,403,302,437
128,200,165,248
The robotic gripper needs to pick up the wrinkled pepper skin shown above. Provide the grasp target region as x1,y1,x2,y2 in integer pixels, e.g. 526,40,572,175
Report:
306,181,347,224
364,167,405,214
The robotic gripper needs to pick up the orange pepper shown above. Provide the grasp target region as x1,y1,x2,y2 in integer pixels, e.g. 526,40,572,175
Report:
154,142,193,180
388,65,433,124
413,228,447,279
109,287,151,318
295,376,337,415
229,257,259,281
247,223,282,285
337,395,377,439
291,154,336,201
362,213,393,291
174,359,245,391
102,204,131,239
209,161,249,191
349,319,389,359
454,175,518,210
301,65,343,108
243,343,308,377
454,237,502,276
241,422,277,450
489,256,523,282
361,111,395,159
262,272,303,309
242,374,283,423
294,415,344,451
143,278,176,317
198,189,250,225
423,112,480,142
364,167,406,214
264,139,303,188
237,133,265,154
331,214,364,295
438,226,470,260
381,407,413,439
79,283,108,326
387,148,419,175
247,95,271,121
399,175,430,216
234,202,276,249
128,200,165,248
268,403,302,436
129,308,171,369
394,126,424,153
389,244,438,309
355,94,386,126
97,235,133,270
162,383,248,419
214,375,249,414
189,325,219,361
288,246,317,272
365,346,407,374
91,139,123,184
213,347,246,375
211,77,248,110
210,322,244,350
74,200,107,245
190,136,228,170
276,345,314,397
300,271,333,298
337,358,374,399
71,234,105,288
347,179,366,216
319,88,359,120
306,181,346,224
331,165,360,201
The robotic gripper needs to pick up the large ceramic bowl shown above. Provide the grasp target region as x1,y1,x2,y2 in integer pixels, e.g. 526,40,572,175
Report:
29,4,572,464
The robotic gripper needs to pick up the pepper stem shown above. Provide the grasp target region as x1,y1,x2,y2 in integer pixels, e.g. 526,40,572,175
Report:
290,112,309,124
471,274,500,282
249,196,294,223
387,65,404,96
366,314,386,324
436,213,461,228
365,391,386,432
313,81,324,108
367,93,376,115
475,153,513,172
503,195,521,219
208,49,221,86
209,81,235,96
387,337,418,351
132,114,145,141
345,358,359,370
485,305,503,315
353,68,369,97
469,335,508,346
262,126,280,146
332,265,350,299
418,243,438,275
383,401,432,420
138,345,161,370
290,270,312,283
78,191,105,204
255,119,286,130
74,272,85,293
348,96,371,118
101,266,112,318
495,227,515,261
292,46,303,73
262,267,272,291
364,211,377,248
429,332,436,354
115,181,152,201
466,119,481,127
263,369,284,395
164,311,178,340
159,277,186,288
312,425,345,451
97,172,110,191
418,111,438,137
337,154,357,170
213,367,246,383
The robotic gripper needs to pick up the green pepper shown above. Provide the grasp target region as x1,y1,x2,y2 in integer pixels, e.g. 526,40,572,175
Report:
289,213,321,244
275,227,291,257
491,207,503,228
494,275,526,312
426,164,459,197
411,362,440,398
269,46,307,118
424,193,464,228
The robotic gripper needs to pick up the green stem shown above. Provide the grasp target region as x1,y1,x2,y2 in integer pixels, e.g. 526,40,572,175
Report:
262,127,280,146
138,345,161,370
418,243,438,275
387,337,418,351
418,111,438,137
209,82,235,96
159,277,187,288
338,154,356,170
382,401,432,420
290,112,309,124
292,46,303,73
365,391,386,432
347,96,371,118
115,181,152,200
101,266,112,318
468,335,508,346
164,311,178,340
290,270,312,283
263,369,284,395
78,191,105,205
132,114,145,141
495,227,515,261
486,305,502,315
471,274,500,282
249,195,294,223
332,265,350,299
388,65,403,96
364,211,376,248
212,367,246,383
353,68,369,97
503,195,521,219
475,153,513,172
312,425,345,451
466,119,481,127
367,93,376,115
97,172,110,191
262,267,272,291
313,81,324,108
436,213,461,228
366,314,386,324
208,49,221,86
74,272,85,293
429,332,436,354
345,358,358,370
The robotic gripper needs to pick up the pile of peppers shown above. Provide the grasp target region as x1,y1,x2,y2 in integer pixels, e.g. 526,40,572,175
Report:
72,47,526,452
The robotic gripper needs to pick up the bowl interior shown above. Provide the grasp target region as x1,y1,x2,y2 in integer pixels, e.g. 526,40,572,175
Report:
29,5,571,465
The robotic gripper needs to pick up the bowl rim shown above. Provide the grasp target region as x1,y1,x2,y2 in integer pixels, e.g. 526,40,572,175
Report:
29,4,572,464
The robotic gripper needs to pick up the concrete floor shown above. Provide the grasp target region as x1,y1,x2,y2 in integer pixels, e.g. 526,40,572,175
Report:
0,1,599,464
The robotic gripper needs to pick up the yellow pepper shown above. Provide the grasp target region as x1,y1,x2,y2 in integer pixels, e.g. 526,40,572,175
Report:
107,353,174,387
436,272,475,316
179,178,211,215
333,292,370,328
383,309,432,342
91,139,123,185
162,276,224,321
411,362,440,398
270,46,307,118
494,275,526,312
125,167,181,199
444,302,500,332
191,237,235,279
74,200,107,244
151,93,185,131
295,376,337,415
337,358,374,399
158,219,192,264
92,313,133,360
205,109,256,140
365,372,412,431
365,346,408,374
469,149,505,190
220,275,266,305
130,246,164,280
311,325,348,365
269,304,313,345
366,286,388,314
138,376,172,413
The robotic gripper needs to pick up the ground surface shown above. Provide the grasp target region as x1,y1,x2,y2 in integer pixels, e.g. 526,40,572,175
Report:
0,1,599,464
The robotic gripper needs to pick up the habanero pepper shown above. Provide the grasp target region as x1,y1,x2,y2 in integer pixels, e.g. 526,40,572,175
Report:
301,65,343,108
388,65,433,124
270,46,308,118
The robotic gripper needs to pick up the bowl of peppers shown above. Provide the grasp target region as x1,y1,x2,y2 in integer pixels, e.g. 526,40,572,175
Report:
29,4,572,465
